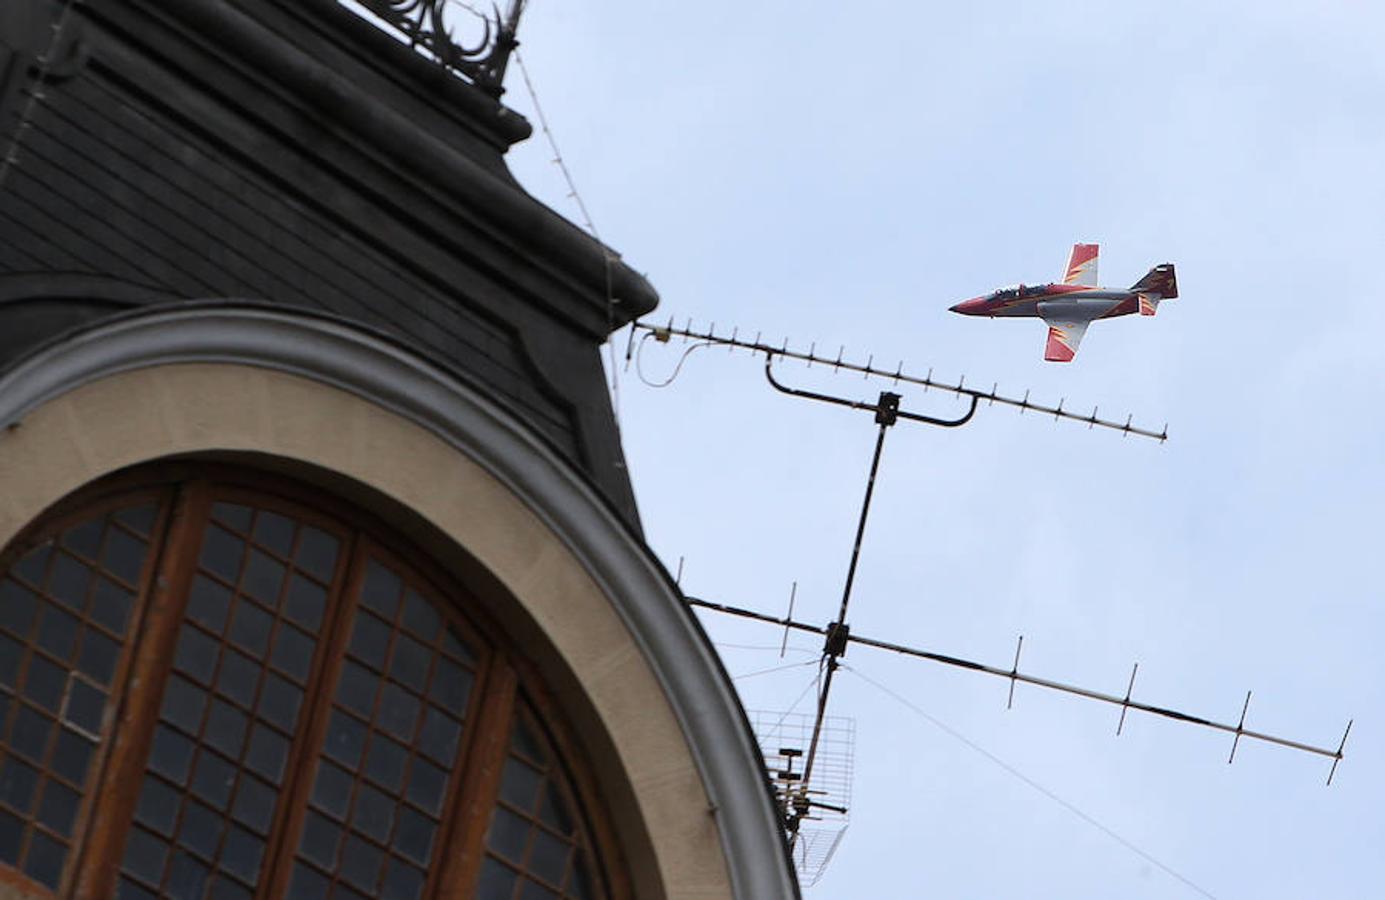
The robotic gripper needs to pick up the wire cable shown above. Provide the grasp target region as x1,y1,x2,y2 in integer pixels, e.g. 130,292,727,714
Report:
732,658,820,681
754,668,826,746
634,331,714,388
511,43,625,424
842,663,1219,900
714,642,817,655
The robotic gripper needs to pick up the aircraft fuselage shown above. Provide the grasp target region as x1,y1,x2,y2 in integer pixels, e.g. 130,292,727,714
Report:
949,284,1141,320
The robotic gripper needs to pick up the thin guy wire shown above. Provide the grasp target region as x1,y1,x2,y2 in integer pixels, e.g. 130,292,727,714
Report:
843,663,1218,900
756,669,825,747
732,658,820,681
714,641,817,655
512,45,625,424
0,0,79,193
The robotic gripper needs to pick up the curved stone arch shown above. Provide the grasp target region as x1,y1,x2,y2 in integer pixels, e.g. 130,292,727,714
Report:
0,303,798,900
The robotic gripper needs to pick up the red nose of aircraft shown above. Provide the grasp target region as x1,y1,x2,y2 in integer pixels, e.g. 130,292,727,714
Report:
949,297,987,315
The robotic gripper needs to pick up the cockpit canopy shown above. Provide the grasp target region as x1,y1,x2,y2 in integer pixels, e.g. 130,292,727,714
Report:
987,283,1052,300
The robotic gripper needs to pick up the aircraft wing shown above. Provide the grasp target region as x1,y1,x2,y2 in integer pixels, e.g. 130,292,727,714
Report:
1062,243,1099,286
1042,317,1090,362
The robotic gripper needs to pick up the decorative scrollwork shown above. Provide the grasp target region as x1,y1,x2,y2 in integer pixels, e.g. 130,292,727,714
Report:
348,0,524,96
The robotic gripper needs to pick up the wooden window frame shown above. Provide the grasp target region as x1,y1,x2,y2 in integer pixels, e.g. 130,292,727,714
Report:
0,463,630,899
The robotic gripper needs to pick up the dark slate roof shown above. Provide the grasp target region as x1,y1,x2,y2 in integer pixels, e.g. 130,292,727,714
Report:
0,0,655,527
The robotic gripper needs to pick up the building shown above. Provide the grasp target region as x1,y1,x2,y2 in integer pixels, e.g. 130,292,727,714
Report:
0,1,798,897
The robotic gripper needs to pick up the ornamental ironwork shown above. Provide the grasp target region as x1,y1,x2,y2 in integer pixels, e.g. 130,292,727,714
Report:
346,0,525,96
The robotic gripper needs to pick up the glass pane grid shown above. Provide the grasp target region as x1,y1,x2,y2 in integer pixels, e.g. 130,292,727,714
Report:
0,503,155,891
120,503,338,896
480,714,598,900
293,559,478,900
208,503,338,593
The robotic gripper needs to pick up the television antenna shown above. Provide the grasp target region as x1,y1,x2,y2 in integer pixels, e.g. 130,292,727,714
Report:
749,710,853,888
631,317,1352,869
628,318,1170,440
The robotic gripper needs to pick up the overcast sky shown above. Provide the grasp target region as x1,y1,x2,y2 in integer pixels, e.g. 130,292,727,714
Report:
490,2,1383,897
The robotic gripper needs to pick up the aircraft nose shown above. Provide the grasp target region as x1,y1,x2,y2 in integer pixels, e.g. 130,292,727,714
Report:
950,297,983,315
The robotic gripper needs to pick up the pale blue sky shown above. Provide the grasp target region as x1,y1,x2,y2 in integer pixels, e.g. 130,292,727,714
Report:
495,2,1383,896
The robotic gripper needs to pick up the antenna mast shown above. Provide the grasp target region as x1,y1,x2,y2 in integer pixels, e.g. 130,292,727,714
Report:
631,318,1352,849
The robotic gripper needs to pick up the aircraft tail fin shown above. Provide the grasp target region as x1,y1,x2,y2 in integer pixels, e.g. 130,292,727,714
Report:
1130,263,1178,300
1063,243,1099,286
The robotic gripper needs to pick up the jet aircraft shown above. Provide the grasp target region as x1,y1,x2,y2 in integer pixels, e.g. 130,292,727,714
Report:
949,244,1177,361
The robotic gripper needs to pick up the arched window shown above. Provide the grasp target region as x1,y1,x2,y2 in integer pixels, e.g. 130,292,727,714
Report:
0,468,619,899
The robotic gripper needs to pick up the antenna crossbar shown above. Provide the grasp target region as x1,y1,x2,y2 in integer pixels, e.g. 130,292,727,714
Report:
631,320,1168,441
685,595,1351,776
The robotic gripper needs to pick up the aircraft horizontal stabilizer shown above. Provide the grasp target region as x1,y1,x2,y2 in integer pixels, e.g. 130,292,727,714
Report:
1139,294,1159,316
1130,263,1178,300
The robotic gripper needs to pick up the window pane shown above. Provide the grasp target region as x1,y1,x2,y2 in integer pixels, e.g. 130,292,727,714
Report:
77,628,121,686
284,574,328,632
198,526,244,584
230,774,276,836
295,528,340,584
36,778,80,836
172,625,220,686
120,499,328,894
65,679,106,735
0,808,23,864
211,503,253,533
258,673,303,732
500,759,543,814
114,504,158,537
364,734,408,792
103,529,148,585
359,560,401,619
0,501,158,890
60,519,104,561
0,578,39,638
134,775,179,836
251,511,296,559
300,810,342,869
478,857,519,900
185,575,232,633
23,830,66,888
481,705,607,899
165,850,209,900
50,727,94,785
271,622,316,684
48,553,93,611
10,703,53,764
90,577,135,636
311,760,354,821
0,635,20,688
289,861,331,900
380,857,426,900
292,555,479,895
488,807,530,863
243,550,286,606
10,543,50,587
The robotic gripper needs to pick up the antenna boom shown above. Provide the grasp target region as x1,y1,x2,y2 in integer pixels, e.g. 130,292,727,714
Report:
685,594,1348,767
633,320,1168,441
